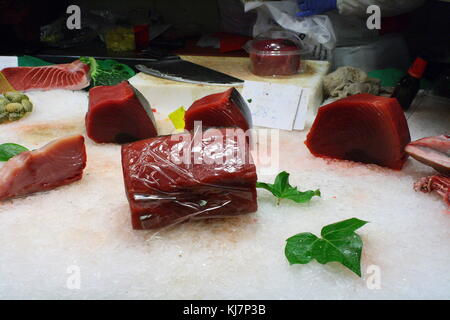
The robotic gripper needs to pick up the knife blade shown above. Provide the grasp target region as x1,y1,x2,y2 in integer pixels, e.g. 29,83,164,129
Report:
135,56,244,86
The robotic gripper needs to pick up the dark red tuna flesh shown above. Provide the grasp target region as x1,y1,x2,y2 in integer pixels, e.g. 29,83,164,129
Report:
86,81,157,144
305,94,411,170
405,135,450,175
121,127,257,229
184,88,250,132
414,175,449,207
0,135,86,201
1,60,90,91
249,39,301,76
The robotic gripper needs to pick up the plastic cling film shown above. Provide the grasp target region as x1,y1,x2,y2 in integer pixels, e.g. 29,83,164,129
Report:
121,127,258,230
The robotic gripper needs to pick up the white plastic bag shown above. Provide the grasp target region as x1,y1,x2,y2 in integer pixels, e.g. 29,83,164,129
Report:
245,0,336,61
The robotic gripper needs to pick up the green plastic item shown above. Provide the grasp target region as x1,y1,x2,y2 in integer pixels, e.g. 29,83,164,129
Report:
18,56,53,67
368,68,432,89
368,68,404,87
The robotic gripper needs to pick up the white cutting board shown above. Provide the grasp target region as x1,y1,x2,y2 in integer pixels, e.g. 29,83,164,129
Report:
0,68,449,299
129,56,330,133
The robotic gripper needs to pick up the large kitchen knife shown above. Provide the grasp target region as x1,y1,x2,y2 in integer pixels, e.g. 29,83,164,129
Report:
135,55,244,86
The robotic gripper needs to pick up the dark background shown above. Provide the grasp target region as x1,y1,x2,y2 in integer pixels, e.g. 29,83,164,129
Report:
0,0,449,79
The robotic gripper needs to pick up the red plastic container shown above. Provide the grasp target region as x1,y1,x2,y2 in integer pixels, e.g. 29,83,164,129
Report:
244,30,308,77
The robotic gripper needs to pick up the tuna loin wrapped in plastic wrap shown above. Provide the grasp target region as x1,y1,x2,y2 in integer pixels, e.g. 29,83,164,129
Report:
86,81,157,144
121,127,257,229
184,88,252,132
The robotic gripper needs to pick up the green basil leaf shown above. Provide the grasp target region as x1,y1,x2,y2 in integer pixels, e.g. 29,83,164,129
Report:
285,218,368,277
256,171,320,205
0,143,28,161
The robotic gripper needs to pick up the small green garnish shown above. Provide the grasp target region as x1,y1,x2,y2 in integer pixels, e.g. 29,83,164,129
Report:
0,143,28,161
247,98,252,103
168,107,186,130
285,218,368,277
79,57,136,87
256,171,320,205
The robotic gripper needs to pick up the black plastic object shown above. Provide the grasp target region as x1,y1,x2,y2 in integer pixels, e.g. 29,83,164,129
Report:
391,57,428,110
391,75,421,111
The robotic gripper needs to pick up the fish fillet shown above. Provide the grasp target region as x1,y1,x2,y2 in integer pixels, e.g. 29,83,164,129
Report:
86,81,157,144
184,88,250,132
305,94,411,170
1,60,90,92
0,135,87,201
405,135,450,175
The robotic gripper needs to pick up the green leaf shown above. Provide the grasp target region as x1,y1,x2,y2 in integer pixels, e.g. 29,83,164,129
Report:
0,143,28,161
168,107,186,130
79,57,135,87
256,171,320,205
285,233,318,264
285,218,368,277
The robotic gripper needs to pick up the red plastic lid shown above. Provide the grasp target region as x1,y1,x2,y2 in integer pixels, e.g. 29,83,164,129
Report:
408,57,427,79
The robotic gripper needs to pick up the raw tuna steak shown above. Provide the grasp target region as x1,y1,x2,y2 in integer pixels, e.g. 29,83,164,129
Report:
305,94,411,170
0,135,86,201
184,88,251,132
121,127,257,229
86,81,157,144
405,135,450,175
1,60,90,91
